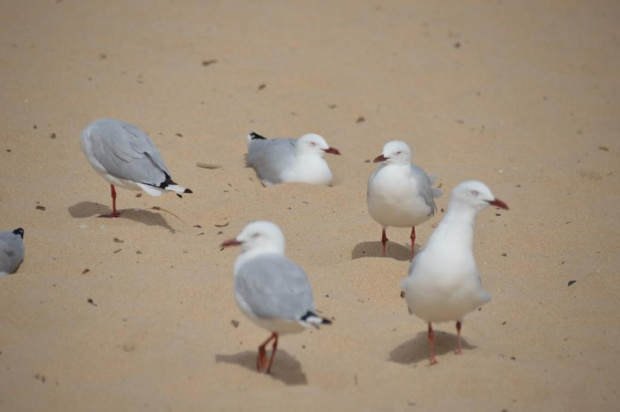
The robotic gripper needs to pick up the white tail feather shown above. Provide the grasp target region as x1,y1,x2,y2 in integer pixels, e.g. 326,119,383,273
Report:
302,312,331,329
137,183,164,197
165,184,189,195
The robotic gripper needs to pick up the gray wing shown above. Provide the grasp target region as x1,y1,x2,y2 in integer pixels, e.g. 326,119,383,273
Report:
0,232,24,274
411,164,439,216
236,255,315,321
87,119,171,186
246,138,297,185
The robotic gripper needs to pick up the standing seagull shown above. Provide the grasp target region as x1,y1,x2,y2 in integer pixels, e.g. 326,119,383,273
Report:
0,228,25,276
246,132,341,186
221,221,331,374
367,141,442,260
81,118,192,218
401,181,509,365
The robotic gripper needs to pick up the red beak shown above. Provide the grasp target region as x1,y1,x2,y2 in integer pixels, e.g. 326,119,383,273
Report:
220,239,242,248
488,198,509,210
373,154,388,163
324,147,341,155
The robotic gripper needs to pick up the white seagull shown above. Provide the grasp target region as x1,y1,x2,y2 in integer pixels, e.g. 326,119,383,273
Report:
246,132,341,186
0,228,25,276
221,221,331,374
367,141,442,260
401,180,509,365
81,118,192,218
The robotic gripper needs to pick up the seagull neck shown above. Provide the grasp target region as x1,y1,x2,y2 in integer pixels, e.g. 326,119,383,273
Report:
389,162,410,169
296,151,324,159
234,248,285,273
245,246,284,257
437,203,478,246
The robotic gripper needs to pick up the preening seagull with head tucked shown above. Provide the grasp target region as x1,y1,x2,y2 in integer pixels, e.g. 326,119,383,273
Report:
367,140,442,260
401,180,509,365
0,228,25,276
246,132,341,186
221,221,331,374
81,118,192,217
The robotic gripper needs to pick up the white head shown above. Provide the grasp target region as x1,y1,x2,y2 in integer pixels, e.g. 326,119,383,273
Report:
221,221,286,255
373,141,412,165
449,181,509,213
296,134,341,157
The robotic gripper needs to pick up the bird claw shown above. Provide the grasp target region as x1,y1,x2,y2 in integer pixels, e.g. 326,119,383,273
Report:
98,213,121,218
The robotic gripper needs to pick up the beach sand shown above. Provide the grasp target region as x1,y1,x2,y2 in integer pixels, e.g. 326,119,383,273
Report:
1,0,619,410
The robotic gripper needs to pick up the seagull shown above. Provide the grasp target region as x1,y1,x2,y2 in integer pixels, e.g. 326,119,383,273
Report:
246,132,341,186
367,141,442,260
221,221,331,374
400,180,509,365
80,118,192,218
0,228,25,276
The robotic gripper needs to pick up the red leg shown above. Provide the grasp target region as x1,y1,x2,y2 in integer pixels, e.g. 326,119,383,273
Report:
257,345,266,371
266,333,279,374
111,185,119,217
455,321,463,355
410,226,416,261
381,228,388,257
257,333,277,373
99,185,120,218
428,323,437,365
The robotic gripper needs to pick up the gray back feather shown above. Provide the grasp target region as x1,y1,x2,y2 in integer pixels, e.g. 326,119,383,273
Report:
411,165,439,215
246,138,297,184
236,254,315,321
88,119,171,186
0,231,24,274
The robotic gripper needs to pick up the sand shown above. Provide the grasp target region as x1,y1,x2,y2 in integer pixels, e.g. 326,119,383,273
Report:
1,0,619,410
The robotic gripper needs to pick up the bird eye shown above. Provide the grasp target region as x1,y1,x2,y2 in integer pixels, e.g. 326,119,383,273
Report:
470,190,479,196
310,142,317,146
252,233,260,239
396,151,402,155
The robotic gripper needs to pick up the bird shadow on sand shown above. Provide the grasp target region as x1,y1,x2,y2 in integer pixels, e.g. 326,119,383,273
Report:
68,201,178,232
215,350,308,386
351,241,416,261
389,330,476,365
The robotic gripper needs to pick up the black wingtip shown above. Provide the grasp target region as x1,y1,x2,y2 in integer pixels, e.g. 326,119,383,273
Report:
12,228,24,239
301,311,332,325
249,132,267,140
184,188,193,194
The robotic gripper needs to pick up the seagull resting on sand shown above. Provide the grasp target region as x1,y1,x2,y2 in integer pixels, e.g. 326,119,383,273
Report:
0,228,25,276
246,132,340,186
